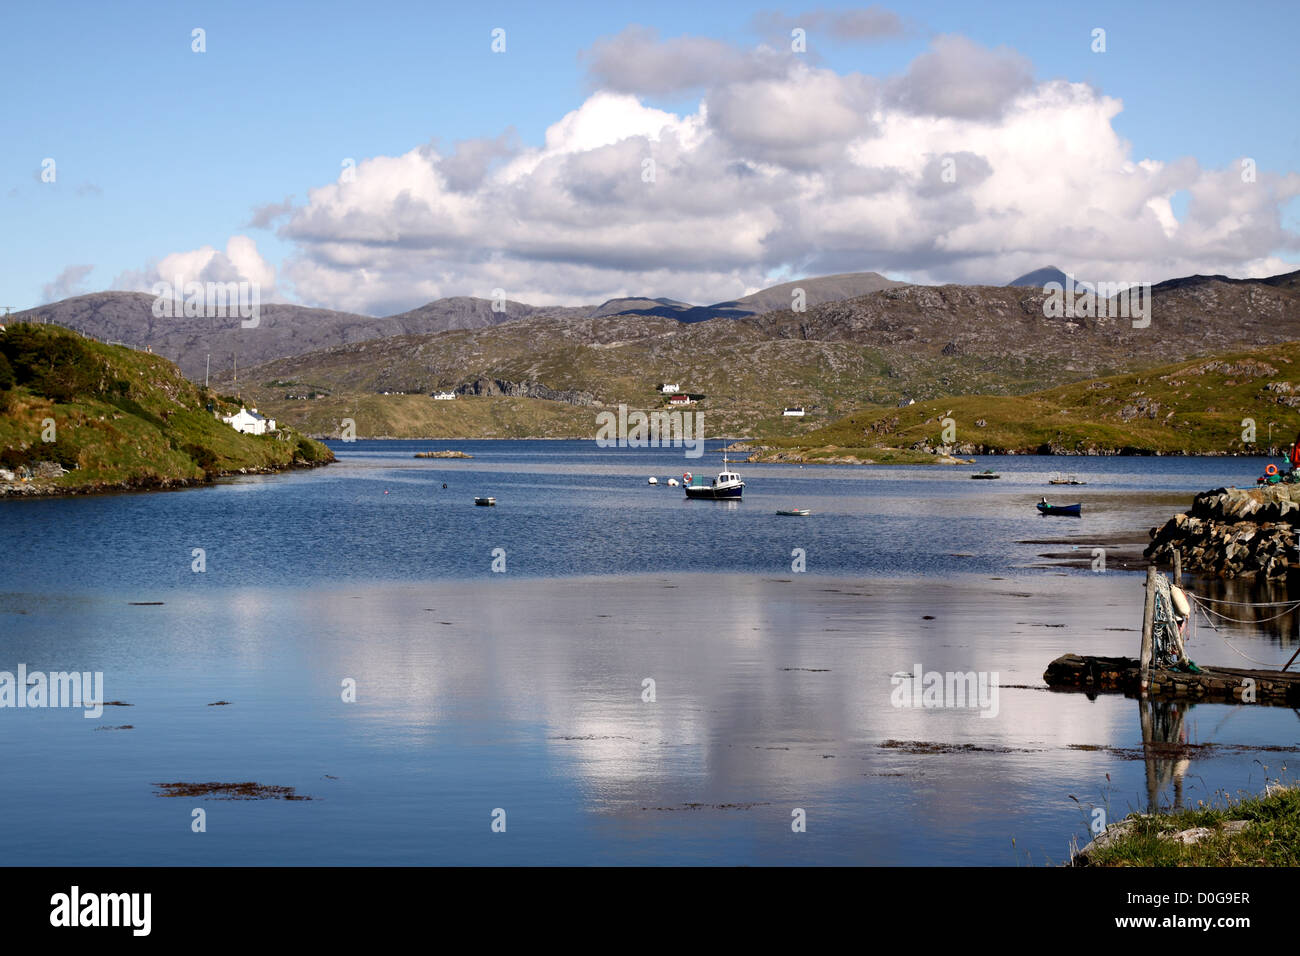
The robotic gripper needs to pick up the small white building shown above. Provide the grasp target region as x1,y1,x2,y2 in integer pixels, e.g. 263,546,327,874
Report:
660,383,680,393
783,406,805,417
668,394,692,406
222,407,275,435
433,391,456,400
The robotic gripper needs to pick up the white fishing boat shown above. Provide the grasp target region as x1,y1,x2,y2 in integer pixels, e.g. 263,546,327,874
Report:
682,445,744,500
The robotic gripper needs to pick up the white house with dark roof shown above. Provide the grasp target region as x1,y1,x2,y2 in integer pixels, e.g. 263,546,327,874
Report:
222,407,275,435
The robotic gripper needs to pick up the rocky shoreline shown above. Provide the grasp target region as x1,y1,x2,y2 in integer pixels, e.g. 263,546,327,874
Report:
744,447,972,465
0,458,333,499
1145,484,1300,579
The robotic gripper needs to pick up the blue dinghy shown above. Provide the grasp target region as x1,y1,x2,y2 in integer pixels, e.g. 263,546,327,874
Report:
1036,500,1081,516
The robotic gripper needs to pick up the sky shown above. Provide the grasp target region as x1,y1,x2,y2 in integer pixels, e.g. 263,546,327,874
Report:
3,0,1298,315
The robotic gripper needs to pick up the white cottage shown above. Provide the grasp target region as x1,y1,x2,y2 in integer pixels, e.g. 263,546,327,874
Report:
223,407,275,435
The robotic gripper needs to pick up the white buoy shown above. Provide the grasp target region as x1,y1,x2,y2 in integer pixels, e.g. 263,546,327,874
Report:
647,476,658,484
667,478,679,487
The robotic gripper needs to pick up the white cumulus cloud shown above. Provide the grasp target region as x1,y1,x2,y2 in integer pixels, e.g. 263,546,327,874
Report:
115,236,277,299
132,25,1300,315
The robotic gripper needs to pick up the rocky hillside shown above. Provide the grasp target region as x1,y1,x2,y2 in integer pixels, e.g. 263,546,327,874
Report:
231,271,1300,440
748,341,1300,462
1146,485,1300,580
8,271,911,380
10,292,583,380
0,323,332,497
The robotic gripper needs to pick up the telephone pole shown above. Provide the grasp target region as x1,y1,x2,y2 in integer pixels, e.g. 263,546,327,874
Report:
205,353,211,388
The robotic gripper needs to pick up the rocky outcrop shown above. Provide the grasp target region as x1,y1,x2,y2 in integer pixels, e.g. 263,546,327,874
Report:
454,377,597,406
0,459,330,498
1145,485,1300,579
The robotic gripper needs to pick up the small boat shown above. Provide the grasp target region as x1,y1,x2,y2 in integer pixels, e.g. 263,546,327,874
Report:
970,470,1000,479
1049,473,1087,485
474,497,496,506
776,508,810,516
683,444,744,500
1036,499,1081,516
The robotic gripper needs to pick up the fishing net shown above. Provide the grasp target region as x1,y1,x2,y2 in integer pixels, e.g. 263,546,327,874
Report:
1151,574,1201,673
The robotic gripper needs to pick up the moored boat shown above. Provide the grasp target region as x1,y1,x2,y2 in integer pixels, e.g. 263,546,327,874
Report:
970,469,1000,479
1036,498,1081,516
683,445,744,499
776,508,810,516
683,469,744,499
474,496,496,506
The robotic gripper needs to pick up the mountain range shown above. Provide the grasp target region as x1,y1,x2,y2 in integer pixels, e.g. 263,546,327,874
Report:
10,271,905,380
12,267,1300,440
221,268,1300,439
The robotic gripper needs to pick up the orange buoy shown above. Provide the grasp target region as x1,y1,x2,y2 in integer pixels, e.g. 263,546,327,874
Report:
1266,464,1279,476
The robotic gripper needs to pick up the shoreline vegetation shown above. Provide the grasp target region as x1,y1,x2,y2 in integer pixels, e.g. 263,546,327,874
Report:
8,320,1300,491
0,324,334,499
262,339,1300,461
1073,784,1299,866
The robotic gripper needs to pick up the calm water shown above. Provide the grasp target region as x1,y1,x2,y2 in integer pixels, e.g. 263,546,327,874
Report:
1,442,1297,865
0,441,1278,588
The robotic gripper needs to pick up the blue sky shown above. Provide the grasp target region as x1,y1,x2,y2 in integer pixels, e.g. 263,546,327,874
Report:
3,0,1297,313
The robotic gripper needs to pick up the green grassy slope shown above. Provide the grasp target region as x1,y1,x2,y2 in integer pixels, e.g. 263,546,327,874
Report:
753,342,1300,460
270,392,601,439
0,324,333,495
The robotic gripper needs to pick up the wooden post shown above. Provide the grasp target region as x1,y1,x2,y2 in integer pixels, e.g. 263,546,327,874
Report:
1172,549,1181,586
1139,566,1157,693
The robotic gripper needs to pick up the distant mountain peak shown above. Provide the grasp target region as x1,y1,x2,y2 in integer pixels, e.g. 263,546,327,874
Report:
1006,266,1070,288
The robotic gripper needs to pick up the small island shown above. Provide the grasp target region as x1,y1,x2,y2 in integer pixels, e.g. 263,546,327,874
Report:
413,449,473,459
744,445,972,465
